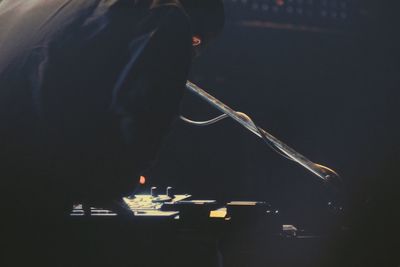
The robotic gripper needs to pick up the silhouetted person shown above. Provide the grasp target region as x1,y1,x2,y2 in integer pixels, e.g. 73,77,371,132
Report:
0,0,223,265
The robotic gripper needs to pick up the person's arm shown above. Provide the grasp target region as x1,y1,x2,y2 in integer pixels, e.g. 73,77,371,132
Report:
110,6,193,177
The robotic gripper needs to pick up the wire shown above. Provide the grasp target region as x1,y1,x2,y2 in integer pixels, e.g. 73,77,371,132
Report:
179,114,229,126
180,111,296,162
256,125,295,161
229,111,295,161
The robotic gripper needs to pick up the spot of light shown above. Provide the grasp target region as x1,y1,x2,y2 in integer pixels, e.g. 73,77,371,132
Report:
139,175,146,185
276,0,285,6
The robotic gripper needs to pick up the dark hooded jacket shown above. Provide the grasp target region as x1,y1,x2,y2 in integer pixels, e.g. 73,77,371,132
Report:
0,0,193,207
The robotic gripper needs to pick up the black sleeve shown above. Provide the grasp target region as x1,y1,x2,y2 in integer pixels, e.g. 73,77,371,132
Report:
110,6,193,175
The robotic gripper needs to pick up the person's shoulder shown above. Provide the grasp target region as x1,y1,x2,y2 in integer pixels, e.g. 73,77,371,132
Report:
149,0,190,24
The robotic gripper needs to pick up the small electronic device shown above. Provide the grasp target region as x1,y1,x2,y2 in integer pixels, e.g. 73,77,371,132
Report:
123,186,191,217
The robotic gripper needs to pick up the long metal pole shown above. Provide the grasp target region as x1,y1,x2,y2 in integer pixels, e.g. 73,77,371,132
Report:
186,81,341,188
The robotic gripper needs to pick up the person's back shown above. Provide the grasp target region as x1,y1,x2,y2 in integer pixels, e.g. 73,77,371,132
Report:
0,1,194,264
0,0,224,265
0,0,193,208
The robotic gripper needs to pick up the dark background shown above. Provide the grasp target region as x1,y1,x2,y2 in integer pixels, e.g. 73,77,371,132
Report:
0,0,397,266
150,0,399,266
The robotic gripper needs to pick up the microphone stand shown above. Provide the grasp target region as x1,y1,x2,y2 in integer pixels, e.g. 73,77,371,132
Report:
185,81,342,192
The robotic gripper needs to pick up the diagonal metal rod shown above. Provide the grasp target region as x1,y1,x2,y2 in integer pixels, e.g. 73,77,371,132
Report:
186,81,341,187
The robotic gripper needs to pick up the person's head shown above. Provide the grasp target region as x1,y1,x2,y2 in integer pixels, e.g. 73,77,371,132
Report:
179,0,225,49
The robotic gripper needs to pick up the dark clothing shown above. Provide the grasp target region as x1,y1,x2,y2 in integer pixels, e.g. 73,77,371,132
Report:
0,0,192,206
